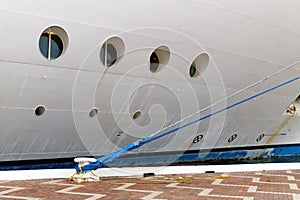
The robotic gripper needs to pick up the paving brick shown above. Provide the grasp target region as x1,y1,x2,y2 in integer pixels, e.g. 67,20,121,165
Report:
0,170,300,199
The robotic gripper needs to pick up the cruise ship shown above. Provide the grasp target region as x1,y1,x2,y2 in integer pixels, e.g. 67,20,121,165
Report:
1,0,300,170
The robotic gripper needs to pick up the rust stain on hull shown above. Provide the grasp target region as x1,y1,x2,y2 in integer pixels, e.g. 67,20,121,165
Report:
265,115,296,145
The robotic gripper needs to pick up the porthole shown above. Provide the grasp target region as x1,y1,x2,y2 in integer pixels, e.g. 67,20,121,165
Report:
149,46,170,73
150,52,159,73
39,26,68,60
189,61,198,77
192,134,204,143
228,134,237,143
133,110,141,120
100,43,117,67
189,53,209,78
100,37,125,67
35,105,46,116
256,134,265,142
89,108,98,118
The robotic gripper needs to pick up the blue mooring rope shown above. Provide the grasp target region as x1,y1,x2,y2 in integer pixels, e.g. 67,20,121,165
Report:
76,76,300,173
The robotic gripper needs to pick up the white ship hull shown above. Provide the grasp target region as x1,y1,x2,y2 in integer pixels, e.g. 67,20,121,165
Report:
0,0,300,169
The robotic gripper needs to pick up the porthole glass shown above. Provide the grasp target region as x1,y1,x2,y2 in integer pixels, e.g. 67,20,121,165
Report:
99,37,125,68
189,53,209,78
133,110,141,120
192,134,204,143
228,134,237,143
35,105,46,116
150,52,159,73
256,134,265,142
189,61,198,77
100,43,117,67
89,108,98,118
39,26,68,60
149,46,170,73
39,33,63,60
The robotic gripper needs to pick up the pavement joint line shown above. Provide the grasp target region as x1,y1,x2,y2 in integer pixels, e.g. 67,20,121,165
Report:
288,171,300,175
289,176,296,180
210,175,300,199
198,189,213,196
247,186,257,193
211,178,256,199
242,183,300,199
290,183,299,190
165,182,207,190
252,177,260,183
113,183,166,200
43,179,106,200
211,173,300,199
212,179,251,188
167,180,254,200
233,174,298,183
230,175,259,179
293,194,300,200
0,181,11,184
0,185,40,200
250,190,298,196
198,188,254,200
252,178,297,185
256,172,296,181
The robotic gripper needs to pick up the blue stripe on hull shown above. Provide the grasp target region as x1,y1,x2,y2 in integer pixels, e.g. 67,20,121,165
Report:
110,145,300,167
1,144,300,170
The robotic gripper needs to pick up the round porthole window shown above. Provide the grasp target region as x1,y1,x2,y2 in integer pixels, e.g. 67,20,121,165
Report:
132,110,141,120
89,108,98,118
149,46,170,73
100,37,125,67
189,53,209,78
35,105,46,116
39,26,68,60
228,133,238,143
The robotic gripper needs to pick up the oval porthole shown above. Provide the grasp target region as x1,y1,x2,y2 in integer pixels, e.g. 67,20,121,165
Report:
35,105,46,116
133,110,141,120
192,134,204,144
189,61,198,77
39,26,68,60
150,52,159,73
189,53,209,78
89,108,98,118
256,134,265,142
149,46,170,73
100,37,125,67
228,134,237,143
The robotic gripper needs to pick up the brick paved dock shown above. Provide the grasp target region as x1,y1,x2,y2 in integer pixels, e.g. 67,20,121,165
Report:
1,170,300,199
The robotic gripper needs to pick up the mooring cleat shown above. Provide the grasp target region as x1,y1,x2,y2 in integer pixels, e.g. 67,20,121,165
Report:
70,171,100,183
70,157,100,183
